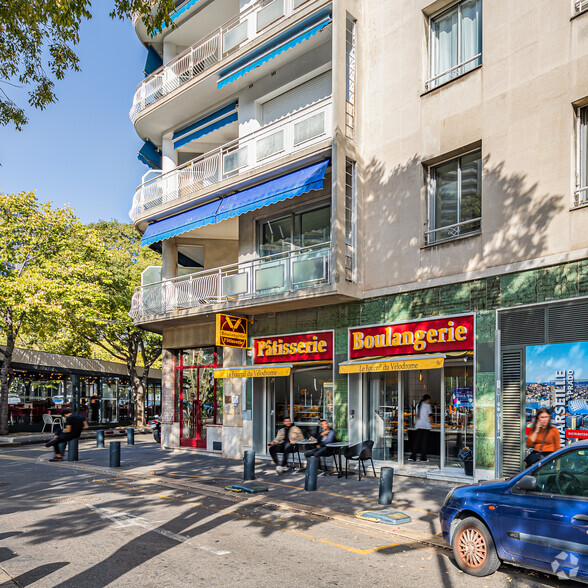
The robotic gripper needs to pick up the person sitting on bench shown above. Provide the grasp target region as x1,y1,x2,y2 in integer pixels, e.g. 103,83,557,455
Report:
268,417,304,474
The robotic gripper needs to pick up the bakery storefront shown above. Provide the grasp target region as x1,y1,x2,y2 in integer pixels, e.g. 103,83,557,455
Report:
216,330,334,451
343,314,475,475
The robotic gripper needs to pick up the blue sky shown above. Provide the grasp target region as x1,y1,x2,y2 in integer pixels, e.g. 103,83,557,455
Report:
526,341,588,383
0,9,149,223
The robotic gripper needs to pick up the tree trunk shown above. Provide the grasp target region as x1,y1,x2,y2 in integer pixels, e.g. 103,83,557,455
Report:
0,314,16,436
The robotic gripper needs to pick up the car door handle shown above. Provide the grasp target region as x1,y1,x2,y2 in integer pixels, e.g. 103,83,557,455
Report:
572,514,588,524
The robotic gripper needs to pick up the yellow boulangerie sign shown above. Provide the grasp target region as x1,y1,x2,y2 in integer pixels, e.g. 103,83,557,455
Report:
214,365,292,379
339,355,444,374
216,314,248,349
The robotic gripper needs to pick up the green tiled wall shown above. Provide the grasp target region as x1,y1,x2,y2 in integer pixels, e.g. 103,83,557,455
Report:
249,258,588,471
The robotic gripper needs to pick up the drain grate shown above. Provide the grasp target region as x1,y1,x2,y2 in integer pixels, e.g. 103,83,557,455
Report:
47,496,101,504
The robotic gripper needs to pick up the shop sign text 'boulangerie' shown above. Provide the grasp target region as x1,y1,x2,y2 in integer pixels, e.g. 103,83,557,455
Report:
349,315,474,359
254,331,333,363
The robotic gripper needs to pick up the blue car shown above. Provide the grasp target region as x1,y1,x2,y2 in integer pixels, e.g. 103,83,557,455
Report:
440,441,588,581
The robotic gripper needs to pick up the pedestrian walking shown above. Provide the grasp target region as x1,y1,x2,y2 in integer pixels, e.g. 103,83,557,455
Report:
524,407,560,467
268,417,304,474
45,407,89,462
304,419,336,470
409,394,432,463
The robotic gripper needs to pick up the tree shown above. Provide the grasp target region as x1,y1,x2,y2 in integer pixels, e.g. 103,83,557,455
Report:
0,0,175,130
67,220,163,427
0,191,107,435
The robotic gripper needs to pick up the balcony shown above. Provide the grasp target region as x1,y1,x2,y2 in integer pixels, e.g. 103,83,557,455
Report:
129,243,331,320
130,0,320,122
130,97,332,220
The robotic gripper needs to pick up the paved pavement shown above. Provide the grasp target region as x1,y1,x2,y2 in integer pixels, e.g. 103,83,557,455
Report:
0,439,580,587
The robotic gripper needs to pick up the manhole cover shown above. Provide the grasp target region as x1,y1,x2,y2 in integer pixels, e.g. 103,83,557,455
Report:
47,496,101,504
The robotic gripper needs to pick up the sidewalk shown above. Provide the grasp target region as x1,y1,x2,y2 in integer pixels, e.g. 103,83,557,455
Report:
1,439,459,541
0,428,151,446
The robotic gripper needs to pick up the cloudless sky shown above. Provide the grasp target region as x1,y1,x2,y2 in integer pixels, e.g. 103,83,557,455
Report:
526,341,588,383
0,8,149,223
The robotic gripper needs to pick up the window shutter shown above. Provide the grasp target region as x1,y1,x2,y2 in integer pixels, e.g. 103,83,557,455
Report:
501,350,524,477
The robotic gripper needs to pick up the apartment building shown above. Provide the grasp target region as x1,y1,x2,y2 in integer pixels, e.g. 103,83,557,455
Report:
128,0,588,480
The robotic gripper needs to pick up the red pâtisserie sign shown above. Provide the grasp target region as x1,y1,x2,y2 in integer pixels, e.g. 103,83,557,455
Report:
349,315,474,359
254,331,333,364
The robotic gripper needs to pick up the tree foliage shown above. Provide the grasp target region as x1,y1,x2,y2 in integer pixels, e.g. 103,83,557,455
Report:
0,0,175,130
0,191,108,434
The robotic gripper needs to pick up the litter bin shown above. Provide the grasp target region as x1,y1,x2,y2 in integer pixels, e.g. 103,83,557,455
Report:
458,447,473,476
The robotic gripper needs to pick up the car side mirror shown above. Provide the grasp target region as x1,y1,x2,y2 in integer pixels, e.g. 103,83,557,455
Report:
515,475,537,492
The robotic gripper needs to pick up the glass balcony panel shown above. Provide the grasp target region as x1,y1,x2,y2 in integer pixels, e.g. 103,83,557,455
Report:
255,263,286,292
257,0,284,32
293,112,325,145
223,272,249,297
256,130,285,161
223,21,248,54
292,256,325,285
223,146,248,176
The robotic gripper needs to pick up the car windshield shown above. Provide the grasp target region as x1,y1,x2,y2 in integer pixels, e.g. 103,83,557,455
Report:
532,447,588,497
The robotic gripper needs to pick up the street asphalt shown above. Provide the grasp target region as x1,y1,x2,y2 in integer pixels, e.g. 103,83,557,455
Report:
0,438,581,587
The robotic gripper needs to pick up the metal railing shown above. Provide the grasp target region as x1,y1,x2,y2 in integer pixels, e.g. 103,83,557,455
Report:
129,97,332,219
129,243,331,319
576,0,588,14
425,52,482,90
130,0,316,121
574,186,588,207
425,217,481,245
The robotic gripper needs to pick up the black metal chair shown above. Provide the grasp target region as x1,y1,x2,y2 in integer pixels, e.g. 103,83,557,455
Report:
344,440,376,480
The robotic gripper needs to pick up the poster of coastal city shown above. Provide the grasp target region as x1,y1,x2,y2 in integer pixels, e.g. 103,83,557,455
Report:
526,341,588,444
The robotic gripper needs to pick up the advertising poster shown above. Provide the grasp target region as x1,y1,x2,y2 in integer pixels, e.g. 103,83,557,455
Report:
526,341,588,444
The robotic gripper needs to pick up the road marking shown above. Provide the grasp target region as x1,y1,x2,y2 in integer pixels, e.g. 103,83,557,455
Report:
85,504,230,556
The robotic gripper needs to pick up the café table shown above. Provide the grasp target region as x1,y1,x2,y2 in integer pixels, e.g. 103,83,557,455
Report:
292,440,316,469
325,441,350,478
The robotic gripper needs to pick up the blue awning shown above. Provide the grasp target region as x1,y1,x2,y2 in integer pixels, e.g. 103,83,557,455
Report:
137,140,162,169
144,46,163,77
141,159,329,246
173,102,238,150
217,13,331,89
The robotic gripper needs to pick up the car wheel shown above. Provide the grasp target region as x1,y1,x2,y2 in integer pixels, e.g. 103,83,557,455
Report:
452,516,500,577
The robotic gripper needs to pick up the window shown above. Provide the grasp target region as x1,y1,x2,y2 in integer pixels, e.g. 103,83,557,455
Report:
258,204,331,257
427,0,482,90
345,159,356,282
345,14,357,138
427,150,481,244
531,448,588,497
576,106,588,206
576,0,588,15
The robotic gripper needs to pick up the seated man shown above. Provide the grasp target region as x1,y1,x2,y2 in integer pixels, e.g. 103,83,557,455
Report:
45,407,89,462
304,419,336,469
268,417,304,474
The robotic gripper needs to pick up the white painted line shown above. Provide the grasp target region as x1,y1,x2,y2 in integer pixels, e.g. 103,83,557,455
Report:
86,504,230,555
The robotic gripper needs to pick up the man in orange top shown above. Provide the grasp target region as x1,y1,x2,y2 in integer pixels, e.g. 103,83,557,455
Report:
526,407,561,455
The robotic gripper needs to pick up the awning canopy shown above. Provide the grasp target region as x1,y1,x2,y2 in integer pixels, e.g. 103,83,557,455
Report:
217,12,331,89
137,140,162,169
214,365,292,378
339,354,445,374
173,102,238,150
141,158,329,246
144,46,163,77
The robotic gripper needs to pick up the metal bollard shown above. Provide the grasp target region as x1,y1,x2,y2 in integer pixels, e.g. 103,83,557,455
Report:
378,467,394,505
110,441,121,467
67,438,79,462
96,430,105,448
305,457,319,491
126,428,135,445
243,450,256,481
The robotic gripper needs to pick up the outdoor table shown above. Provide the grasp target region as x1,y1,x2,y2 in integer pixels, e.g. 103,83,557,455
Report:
292,440,315,469
326,442,350,478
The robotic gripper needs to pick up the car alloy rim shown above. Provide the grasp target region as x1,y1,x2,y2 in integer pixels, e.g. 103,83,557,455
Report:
457,527,487,568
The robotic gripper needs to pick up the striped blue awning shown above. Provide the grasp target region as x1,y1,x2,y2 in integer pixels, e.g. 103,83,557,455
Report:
217,12,331,89
173,102,238,150
137,140,162,169
141,159,329,246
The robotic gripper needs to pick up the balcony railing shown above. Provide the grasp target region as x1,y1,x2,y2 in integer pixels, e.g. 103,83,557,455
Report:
129,97,332,220
130,0,316,121
129,243,331,319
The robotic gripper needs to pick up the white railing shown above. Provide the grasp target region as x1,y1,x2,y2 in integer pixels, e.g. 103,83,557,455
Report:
576,0,588,14
425,217,481,245
574,186,588,207
425,52,482,90
129,97,332,219
129,243,331,319
130,0,316,122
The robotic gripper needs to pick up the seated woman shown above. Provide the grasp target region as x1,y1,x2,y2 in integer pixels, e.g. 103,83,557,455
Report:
304,419,336,468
